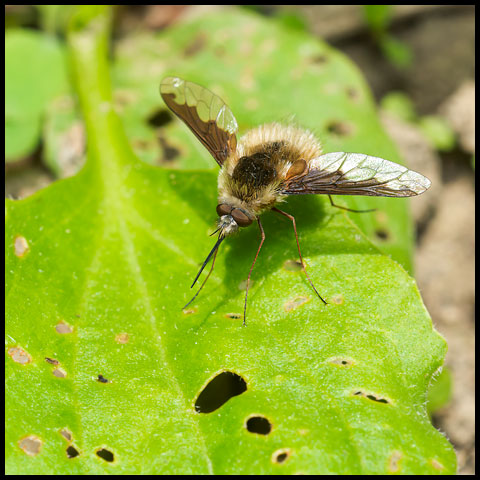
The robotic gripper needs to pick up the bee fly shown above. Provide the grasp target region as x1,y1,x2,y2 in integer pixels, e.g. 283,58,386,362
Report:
160,77,431,325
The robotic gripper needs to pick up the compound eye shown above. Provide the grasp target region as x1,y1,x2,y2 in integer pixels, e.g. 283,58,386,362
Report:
231,208,253,227
216,204,232,217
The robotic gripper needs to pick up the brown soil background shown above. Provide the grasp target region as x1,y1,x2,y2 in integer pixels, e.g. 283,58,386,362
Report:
5,5,475,474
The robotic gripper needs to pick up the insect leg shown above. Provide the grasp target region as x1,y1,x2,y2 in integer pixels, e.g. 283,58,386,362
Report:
328,195,376,213
272,207,327,305
243,218,266,326
183,247,220,310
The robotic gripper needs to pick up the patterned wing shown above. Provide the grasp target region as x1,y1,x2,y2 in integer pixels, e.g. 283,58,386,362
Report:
282,152,431,197
160,77,238,166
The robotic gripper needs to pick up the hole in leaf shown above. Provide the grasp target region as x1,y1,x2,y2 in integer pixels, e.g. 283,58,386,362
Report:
353,390,390,404
272,448,291,464
97,374,109,383
96,448,114,462
158,135,181,162
66,445,80,458
366,394,388,403
325,120,353,137
375,229,390,241
195,371,247,413
147,109,172,128
246,415,272,435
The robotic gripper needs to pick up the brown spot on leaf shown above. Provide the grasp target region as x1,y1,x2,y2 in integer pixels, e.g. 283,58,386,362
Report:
53,368,67,378
59,428,72,442
18,435,42,456
55,321,73,334
45,357,59,365
330,294,344,305
115,333,129,344
183,32,207,57
283,259,302,272
329,357,354,367
8,347,31,364
430,459,445,471
284,296,309,312
346,86,360,102
388,450,403,473
14,235,29,257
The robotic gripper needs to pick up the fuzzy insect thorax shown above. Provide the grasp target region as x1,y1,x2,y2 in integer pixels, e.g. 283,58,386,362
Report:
216,123,322,232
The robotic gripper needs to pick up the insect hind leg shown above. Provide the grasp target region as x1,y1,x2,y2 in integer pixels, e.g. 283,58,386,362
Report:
271,207,327,305
243,218,266,326
328,195,376,213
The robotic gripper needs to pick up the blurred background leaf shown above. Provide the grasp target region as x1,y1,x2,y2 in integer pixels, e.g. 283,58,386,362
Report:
5,29,69,162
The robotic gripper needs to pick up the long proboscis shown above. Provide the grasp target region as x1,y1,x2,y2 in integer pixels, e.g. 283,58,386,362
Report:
190,235,225,289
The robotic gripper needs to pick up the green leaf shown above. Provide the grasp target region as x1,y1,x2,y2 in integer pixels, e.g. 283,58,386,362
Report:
5,29,69,162
379,34,413,69
363,5,393,34
418,115,457,152
381,91,418,123
5,6,455,475
427,368,452,415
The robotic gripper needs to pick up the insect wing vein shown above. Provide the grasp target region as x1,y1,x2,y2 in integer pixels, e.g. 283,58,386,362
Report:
160,77,238,166
282,152,431,197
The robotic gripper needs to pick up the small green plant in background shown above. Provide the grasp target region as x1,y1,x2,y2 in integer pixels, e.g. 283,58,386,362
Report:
363,5,413,69
5,5,456,475
5,29,68,162
381,91,457,152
